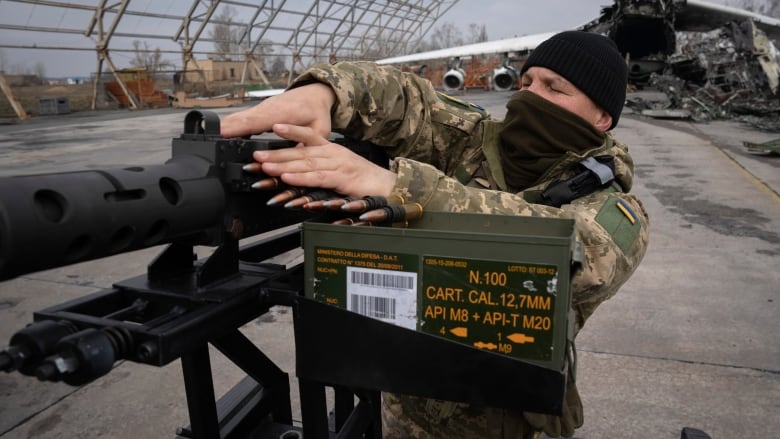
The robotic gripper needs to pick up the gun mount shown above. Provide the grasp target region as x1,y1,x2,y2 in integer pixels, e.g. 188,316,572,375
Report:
0,111,572,438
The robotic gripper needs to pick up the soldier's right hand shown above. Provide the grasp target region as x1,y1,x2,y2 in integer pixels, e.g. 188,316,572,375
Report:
220,83,336,140
247,123,397,199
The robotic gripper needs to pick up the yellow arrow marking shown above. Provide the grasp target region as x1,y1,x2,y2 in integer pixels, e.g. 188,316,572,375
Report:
473,341,498,350
449,327,468,338
507,333,535,344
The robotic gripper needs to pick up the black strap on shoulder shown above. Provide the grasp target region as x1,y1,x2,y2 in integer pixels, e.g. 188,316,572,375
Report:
538,156,616,207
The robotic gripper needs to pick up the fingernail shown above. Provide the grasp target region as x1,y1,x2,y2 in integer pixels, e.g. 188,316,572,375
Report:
252,177,280,190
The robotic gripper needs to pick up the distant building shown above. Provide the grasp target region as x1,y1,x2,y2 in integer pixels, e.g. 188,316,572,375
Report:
183,59,266,82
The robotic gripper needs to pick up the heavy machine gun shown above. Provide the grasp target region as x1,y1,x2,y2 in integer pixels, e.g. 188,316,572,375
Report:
0,111,573,438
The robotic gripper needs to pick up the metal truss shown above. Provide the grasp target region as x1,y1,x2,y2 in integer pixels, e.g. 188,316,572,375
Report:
0,0,458,112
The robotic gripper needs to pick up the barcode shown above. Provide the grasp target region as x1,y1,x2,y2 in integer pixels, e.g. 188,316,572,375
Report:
349,294,396,320
349,271,414,290
345,266,417,330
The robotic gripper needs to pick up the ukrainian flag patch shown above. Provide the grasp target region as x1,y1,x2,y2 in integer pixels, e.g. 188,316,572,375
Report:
615,199,637,224
595,196,641,254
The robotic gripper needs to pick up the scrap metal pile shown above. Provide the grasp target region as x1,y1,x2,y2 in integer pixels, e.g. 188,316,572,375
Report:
626,19,780,131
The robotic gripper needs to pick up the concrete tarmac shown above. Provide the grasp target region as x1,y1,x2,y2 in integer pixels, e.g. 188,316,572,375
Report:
0,92,778,438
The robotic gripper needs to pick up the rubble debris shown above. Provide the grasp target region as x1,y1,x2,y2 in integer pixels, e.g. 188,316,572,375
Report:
625,19,780,131
640,108,692,119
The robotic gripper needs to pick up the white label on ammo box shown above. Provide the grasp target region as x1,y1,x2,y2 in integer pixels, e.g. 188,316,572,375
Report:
346,266,417,330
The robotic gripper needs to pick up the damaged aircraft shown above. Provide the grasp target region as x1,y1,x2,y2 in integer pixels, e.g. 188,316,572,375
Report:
378,0,780,130
583,1,780,130
632,19,780,130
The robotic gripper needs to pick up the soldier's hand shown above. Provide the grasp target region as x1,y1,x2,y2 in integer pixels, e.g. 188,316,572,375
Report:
250,123,397,198
220,83,335,139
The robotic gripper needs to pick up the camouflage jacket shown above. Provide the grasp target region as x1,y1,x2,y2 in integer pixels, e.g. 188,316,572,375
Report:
293,61,649,332
292,62,650,438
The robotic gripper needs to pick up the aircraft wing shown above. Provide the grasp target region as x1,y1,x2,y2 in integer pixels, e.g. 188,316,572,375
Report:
245,88,285,99
374,0,780,92
677,0,780,40
375,32,559,65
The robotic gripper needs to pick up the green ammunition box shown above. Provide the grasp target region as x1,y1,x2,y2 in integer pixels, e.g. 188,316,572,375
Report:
302,212,579,371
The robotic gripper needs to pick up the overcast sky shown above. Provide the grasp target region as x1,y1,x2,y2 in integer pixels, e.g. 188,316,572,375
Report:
444,0,607,40
0,0,767,78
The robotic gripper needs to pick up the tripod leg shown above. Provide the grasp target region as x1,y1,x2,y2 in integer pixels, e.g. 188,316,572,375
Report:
180,344,219,439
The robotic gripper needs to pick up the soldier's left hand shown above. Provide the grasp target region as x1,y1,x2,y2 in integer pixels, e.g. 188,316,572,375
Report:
250,123,397,198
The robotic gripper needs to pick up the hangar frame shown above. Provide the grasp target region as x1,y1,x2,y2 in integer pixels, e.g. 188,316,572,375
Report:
0,0,458,114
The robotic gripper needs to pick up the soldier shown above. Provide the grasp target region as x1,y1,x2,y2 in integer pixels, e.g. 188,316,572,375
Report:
222,30,650,439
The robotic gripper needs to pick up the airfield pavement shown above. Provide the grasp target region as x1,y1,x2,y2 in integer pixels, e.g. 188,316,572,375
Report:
0,90,778,438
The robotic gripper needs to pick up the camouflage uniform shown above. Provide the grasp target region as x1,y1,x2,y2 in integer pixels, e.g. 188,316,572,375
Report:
292,61,650,438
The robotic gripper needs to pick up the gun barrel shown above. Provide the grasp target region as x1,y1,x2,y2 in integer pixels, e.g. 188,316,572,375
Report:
0,110,385,282
0,154,225,281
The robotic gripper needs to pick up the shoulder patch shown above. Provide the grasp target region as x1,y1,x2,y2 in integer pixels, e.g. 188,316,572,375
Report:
595,196,641,254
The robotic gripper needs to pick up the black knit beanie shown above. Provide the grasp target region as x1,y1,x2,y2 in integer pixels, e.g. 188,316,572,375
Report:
521,31,627,129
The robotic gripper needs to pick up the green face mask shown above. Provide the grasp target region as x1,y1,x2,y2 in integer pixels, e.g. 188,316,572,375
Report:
498,91,604,191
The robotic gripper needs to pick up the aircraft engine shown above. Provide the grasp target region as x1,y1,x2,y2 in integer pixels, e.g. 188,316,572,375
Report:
442,68,466,91
492,65,518,91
